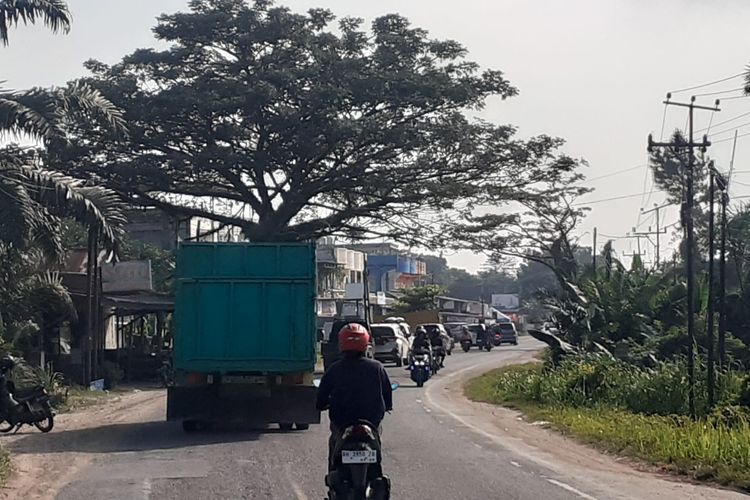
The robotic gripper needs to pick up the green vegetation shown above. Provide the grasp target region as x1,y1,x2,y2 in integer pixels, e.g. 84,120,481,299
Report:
467,362,750,490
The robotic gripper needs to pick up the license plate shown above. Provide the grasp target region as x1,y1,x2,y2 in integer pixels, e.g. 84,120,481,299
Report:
222,375,267,385
341,450,377,464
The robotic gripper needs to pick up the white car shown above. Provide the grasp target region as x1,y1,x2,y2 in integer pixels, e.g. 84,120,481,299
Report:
371,323,410,367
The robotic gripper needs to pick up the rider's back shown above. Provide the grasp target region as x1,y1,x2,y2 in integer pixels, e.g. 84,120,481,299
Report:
317,357,390,427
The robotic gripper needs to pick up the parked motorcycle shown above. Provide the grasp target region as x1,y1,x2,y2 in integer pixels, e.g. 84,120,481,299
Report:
409,351,431,387
0,357,54,433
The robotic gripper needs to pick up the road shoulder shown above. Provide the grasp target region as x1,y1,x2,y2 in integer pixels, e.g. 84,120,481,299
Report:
425,344,746,500
0,388,164,500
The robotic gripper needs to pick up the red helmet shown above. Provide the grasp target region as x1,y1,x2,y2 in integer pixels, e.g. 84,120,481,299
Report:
338,323,370,353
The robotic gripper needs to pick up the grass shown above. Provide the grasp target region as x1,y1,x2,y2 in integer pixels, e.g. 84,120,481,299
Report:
54,386,119,414
466,363,750,491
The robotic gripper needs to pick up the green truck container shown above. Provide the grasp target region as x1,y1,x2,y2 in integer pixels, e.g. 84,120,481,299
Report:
167,242,321,431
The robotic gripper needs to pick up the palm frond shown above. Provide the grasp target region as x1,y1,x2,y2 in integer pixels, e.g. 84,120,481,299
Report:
17,166,126,251
0,89,59,140
58,82,128,136
0,0,71,45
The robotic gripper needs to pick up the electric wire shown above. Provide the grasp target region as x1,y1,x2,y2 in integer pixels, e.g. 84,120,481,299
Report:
586,164,646,182
696,111,750,133
669,72,745,94
573,190,659,206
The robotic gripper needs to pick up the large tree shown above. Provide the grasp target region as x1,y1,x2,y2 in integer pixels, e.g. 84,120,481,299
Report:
52,0,578,245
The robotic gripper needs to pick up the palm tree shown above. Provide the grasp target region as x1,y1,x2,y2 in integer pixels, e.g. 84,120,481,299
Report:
0,83,128,255
1,0,127,255
0,0,71,45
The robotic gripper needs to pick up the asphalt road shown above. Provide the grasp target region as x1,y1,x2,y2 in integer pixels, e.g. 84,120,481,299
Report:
5,337,744,500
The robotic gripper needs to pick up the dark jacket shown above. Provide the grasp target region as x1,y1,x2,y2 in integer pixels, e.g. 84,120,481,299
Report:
316,356,393,427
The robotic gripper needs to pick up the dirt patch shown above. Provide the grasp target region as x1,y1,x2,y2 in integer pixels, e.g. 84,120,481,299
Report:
0,388,165,500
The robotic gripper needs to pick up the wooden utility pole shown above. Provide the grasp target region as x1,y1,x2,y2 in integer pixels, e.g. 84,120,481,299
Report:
639,203,671,266
648,94,719,418
707,161,716,407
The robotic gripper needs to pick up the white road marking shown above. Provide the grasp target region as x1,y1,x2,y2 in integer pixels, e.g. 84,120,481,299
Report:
510,461,522,468
546,479,597,500
141,479,152,500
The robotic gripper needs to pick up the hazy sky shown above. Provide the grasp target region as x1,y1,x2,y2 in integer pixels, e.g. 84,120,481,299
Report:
4,0,750,272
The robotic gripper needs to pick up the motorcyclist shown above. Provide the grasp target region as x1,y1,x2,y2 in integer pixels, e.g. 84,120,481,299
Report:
428,327,446,367
316,323,393,470
475,324,488,347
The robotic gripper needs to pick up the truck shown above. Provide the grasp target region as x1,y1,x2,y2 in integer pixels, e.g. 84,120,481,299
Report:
167,242,321,432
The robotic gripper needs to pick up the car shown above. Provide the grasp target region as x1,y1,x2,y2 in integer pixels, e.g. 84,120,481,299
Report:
466,324,486,345
383,317,412,339
371,323,409,366
418,323,453,355
444,322,469,342
490,321,518,345
321,319,374,370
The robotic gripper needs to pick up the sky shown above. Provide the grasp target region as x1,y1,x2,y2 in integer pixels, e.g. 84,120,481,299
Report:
3,0,750,273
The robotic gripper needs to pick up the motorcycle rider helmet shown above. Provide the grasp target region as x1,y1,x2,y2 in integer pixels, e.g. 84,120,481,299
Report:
415,326,427,335
338,323,370,353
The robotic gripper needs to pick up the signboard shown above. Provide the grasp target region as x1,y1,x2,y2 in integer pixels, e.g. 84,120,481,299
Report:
317,299,337,317
491,294,520,311
101,260,153,293
344,283,365,300
341,302,364,319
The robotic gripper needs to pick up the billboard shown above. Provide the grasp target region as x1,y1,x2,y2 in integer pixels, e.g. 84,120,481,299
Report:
491,294,520,311
101,260,153,293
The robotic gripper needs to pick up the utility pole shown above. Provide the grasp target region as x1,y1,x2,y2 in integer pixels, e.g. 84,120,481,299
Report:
718,131,737,368
592,227,597,272
639,203,671,266
707,161,716,407
648,94,719,418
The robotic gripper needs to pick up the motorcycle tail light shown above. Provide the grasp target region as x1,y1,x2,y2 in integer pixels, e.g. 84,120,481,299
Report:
350,425,373,439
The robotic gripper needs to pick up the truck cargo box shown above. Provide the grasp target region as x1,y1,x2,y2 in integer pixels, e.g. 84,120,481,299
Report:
173,242,317,374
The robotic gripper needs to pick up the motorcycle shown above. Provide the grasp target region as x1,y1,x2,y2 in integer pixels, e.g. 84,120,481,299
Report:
476,335,493,352
460,332,472,352
492,331,502,347
409,351,431,387
0,358,55,433
325,421,391,500
430,344,445,372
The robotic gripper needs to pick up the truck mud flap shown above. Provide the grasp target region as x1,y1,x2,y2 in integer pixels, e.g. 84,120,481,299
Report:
167,384,321,425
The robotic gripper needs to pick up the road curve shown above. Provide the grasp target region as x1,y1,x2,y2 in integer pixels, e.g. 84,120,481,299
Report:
1,336,745,499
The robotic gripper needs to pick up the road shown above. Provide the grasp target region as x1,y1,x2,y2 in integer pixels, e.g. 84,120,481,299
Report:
2,337,746,500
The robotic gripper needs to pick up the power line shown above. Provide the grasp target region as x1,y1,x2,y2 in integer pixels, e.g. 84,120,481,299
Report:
712,130,750,144
706,120,750,138
717,94,750,102
696,110,750,133
669,72,745,94
586,164,646,182
574,190,659,206
694,86,746,97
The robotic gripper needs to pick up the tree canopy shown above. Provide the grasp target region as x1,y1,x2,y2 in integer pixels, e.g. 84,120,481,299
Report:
52,0,579,246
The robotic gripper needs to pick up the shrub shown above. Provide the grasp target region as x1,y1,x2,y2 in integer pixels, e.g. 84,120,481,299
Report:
101,361,124,390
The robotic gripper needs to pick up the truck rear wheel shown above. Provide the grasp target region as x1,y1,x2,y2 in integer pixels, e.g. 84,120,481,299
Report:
295,423,310,431
279,422,294,431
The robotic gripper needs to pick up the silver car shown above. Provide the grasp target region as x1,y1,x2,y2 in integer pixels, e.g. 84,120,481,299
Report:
371,324,409,367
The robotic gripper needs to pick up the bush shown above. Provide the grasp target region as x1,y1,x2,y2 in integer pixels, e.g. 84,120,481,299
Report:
101,361,124,390
472,356,744,418
466,364,750,490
